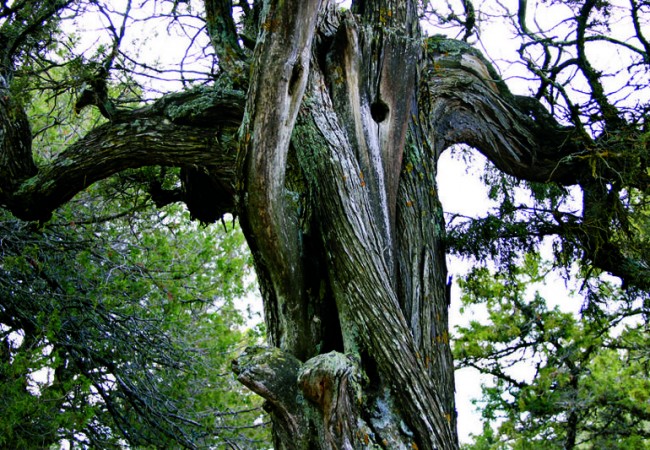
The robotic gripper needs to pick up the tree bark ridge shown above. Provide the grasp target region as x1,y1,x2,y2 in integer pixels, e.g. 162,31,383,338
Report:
237,0,323,360
295,61,457,448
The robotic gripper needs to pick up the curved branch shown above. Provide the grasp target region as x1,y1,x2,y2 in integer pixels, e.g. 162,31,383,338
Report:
237,0,322,359
424,38,650,291
2,88,245,221
423,37,584,185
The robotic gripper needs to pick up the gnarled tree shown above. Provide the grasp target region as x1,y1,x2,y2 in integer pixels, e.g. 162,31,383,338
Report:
1,0,648,448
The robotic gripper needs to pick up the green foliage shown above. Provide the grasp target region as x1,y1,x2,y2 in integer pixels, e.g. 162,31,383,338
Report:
455,252,650,449
0,189,269,448
446,159,574,268
1,46,270,448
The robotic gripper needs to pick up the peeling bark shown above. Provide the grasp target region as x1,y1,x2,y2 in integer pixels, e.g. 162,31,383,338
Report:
237,0,323,361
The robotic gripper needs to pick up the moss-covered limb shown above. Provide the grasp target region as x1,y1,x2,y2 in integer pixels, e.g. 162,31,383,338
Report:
233,347,365,449
203,0,249,83
232,346,307,448
425,35,510,98
5,116,237,222
136,85,245,127
424,36,584,184
1,87,244,222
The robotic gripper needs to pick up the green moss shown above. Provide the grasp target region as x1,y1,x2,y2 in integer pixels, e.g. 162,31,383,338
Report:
292,113,330,182
425,35,511,97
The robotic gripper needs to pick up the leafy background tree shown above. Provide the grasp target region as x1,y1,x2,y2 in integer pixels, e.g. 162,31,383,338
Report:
0,188,270,448
452,251,649,449
430,1,650,446
1,73,269,447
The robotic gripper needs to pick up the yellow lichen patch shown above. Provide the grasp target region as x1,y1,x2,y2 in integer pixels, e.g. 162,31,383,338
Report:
435,331,449,345
328,65,346,86
261,18,280,32
379,8,393,25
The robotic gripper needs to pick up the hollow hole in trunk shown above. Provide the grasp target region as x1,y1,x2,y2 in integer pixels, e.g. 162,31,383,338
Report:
288,61,303,96
370,99,389,123
360,348,381,397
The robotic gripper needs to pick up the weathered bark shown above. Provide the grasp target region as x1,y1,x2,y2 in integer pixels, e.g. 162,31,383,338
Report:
233,346,376,449
237,0,324,361
236,2,457,448
2,1,642,449
421,37,583,185
1,88,243,221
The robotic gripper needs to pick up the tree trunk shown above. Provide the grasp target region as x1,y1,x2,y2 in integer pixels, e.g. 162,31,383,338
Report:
234,2,457,449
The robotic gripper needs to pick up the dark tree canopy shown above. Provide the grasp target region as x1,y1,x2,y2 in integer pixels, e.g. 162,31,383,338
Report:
0,0,648,448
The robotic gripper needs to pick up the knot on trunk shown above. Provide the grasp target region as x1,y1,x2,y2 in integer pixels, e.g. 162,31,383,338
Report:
298,352,374,448
232,345,305,443
233,347,382,448
298,351,361,408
